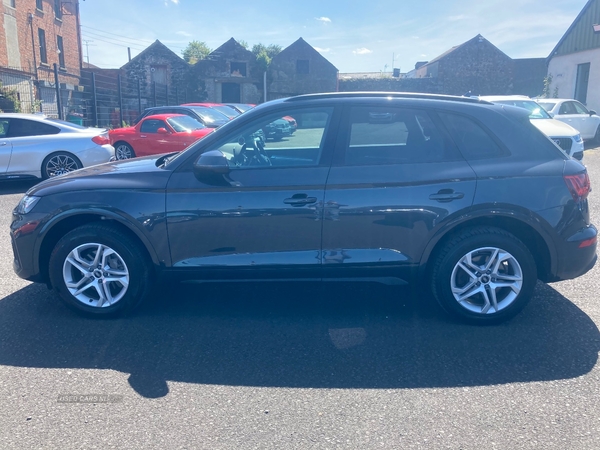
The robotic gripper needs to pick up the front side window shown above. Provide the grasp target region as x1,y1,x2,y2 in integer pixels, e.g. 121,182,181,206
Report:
167,116,205,132
573,102,589,115
38,28,47,64
344,107,460,165
0,119,9,137
140,119,167,133
211,107,333,168
7,119,59,138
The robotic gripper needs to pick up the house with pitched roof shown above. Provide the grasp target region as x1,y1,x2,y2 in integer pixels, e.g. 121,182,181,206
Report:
268,38,338,100
547,0,600,111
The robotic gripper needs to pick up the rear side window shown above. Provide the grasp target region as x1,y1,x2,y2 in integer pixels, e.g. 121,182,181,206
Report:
7,119,60,137
439,113,507,160
344,107,461,165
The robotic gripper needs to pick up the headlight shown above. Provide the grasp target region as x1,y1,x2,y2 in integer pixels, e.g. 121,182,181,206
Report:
15,195,41,214
574,134,583,143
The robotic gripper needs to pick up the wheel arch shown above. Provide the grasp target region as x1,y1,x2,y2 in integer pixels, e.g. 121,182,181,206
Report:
420,212,555,283
37,211,161,286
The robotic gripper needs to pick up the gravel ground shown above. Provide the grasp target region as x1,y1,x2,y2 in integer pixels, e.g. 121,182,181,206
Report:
0,144,600,449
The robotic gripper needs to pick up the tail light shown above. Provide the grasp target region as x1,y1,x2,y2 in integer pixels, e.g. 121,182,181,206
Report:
564,172,591,202
92,132,110,146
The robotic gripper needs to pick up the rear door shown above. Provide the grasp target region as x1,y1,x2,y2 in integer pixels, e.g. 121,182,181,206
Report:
321,104,477,283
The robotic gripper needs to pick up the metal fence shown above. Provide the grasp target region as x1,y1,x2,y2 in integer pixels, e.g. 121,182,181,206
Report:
78,68,191,129
1,64,194,129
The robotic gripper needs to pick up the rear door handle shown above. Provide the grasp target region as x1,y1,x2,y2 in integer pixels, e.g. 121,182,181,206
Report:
429,190,464,202
284,194,318,206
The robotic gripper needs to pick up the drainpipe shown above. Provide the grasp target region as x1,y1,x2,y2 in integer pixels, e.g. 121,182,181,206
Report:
28,13,38,80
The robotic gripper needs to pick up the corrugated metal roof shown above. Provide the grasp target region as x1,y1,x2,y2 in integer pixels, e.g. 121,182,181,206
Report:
550,0,600,57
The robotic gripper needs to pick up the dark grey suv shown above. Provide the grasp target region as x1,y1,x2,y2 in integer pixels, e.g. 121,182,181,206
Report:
10,93,597,324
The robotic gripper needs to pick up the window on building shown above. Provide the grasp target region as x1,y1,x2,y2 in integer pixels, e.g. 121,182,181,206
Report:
54,0,62,19
57,36,65,68
9,0,15,8
36,0,43,10
230,62,247,77
38,28,48,64
296,60,309,74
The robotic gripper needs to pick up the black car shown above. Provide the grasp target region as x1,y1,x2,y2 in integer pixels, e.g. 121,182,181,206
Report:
133,105,230,128
11,93,597,324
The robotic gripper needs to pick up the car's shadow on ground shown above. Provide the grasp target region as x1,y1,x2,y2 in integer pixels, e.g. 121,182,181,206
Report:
0,180,39,195
0,280,597,398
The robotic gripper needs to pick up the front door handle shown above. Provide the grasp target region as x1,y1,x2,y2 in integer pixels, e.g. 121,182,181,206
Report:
284,194,318,207
0,142,7,146
429,189,464,202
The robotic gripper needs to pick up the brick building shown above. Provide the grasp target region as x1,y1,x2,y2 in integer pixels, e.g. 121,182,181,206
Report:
0,0,82,115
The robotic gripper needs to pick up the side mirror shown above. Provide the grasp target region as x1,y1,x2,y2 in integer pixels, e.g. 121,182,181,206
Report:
193,150,231,183
157,127,169,134
548,112,555,118
589,110,597,116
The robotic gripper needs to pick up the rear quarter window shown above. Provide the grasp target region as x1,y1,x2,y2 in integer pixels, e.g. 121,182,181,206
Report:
439,112,508,160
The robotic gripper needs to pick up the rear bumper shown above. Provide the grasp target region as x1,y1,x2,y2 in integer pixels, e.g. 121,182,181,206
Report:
551,224,597,281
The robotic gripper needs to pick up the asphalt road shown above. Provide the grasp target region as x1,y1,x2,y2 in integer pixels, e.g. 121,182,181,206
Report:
1,146,600,449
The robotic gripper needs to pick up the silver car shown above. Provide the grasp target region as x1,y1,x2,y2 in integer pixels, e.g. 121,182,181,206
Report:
0,113,114,180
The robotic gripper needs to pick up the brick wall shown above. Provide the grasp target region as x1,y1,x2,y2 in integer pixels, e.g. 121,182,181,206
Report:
0,0,81,85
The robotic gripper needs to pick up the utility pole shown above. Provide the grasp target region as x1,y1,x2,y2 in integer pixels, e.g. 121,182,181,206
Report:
82,39,95,65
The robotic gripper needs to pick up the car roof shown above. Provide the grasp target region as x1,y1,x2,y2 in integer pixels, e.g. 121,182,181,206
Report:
479,95,532,102
141,113,186,120
0,112,51,121
181,102,222,107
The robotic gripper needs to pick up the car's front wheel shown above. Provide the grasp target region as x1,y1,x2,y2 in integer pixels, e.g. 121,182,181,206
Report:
41,152,82,179
430,227,537,324
49,224,152,317
114,142,135,160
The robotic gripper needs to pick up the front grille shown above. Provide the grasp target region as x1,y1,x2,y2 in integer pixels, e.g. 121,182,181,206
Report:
552,137,572,151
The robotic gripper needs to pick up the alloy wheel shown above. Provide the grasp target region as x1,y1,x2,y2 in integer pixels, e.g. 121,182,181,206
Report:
45,154,79,177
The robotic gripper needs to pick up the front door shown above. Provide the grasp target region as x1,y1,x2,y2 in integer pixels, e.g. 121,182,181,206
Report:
321,105,477,283
0,118,11,173
222,83,241,103
166,105,338,279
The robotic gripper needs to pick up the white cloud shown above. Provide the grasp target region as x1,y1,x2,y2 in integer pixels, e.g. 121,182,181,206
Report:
165,0,179,5
353,48,372,55
448,14,467,21
315,17,332,24
176,31,192,37
315,47,331,53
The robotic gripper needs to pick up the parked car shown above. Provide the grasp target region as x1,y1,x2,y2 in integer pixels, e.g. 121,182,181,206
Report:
263,118,293,140
181,103,241,120
536,98,600,143
134,106,230,128
480,96,584,160
110,114,213,160
0,113,114,180
226,103,254,114
10,93,596,325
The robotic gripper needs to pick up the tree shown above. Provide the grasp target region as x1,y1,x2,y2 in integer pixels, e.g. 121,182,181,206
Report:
182,41,212,64
251,44,282,72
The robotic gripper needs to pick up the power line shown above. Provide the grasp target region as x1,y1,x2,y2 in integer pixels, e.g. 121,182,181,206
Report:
81,34,146,51
80,25,188,50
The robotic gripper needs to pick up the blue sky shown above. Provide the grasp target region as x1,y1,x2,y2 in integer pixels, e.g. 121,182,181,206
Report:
80,0,589,73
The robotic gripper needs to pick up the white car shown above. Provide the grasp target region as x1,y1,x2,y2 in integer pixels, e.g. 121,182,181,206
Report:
480,96,584,160
0,113,114,180
536,98,600,144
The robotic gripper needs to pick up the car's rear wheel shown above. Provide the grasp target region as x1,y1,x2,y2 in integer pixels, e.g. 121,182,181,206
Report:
49,224,152,317
114,142,135,160
41,152,82,179
430,227,537,324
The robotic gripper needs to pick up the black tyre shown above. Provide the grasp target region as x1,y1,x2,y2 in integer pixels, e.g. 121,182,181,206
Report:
594,125,600,145
41,152,82,179
430,227,537,324
49,224,153,317
114,142,136,160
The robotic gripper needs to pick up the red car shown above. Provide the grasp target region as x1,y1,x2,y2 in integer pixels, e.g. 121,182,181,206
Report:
109,114,213,160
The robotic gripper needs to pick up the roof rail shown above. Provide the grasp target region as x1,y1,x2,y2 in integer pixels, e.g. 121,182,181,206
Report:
285,92,492,104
